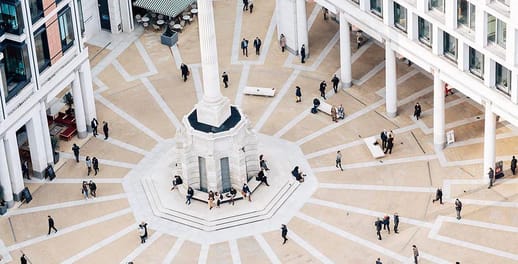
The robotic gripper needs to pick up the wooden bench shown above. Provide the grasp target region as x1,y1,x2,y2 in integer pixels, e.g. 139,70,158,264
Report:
317,101,333,115
363,136,385,159
244,86,276,97
59,126,77,141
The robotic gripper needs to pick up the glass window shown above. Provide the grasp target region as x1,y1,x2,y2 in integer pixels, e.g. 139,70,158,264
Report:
394,3,407,32
1,41,31,101
495,63,511,95
443,32,457,61
429,0,444,12
458,0,475,31
29,0,43,23
487,14,506,48
496,0,509,6
0,1,24,35
418,17,432,46
77,0,85,34
34,26,50,73
58,7,75,52
370,0,383,17
469,47,484,78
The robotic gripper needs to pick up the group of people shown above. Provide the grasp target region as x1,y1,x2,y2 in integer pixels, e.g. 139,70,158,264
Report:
81,180,97,199
241,0,254,13
379,129,395,154
85,156,99,176
432,187,464,220
374,212,399,240
240,37,263,57
137,221,148,244
90,117,109,140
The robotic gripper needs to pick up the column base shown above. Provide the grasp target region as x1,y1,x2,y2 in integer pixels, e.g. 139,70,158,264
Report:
32,169,45,179
77,130,88,139
5,200,14,208
342,82,352,89
386,111,397,118
434,143,446,150
13,190,23,201
86,126,93,132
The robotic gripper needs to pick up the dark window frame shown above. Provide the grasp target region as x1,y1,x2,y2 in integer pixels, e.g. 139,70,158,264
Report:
58,6,75,53
34,26,50,73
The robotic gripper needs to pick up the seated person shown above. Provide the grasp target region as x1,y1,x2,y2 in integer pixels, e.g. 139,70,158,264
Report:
259,154,270,171
170,175,183,190
337,104,345,119
256,169,270,186
291,166,305,182
311,98,321,114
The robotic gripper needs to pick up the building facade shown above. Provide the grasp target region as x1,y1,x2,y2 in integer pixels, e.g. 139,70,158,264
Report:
0,0,96,208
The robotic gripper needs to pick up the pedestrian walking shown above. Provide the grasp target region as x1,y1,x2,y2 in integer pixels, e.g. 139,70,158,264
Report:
331,74,340,93
281,224,288,244
259,154,270,171
22,160,30,179
331,105,338,122
414,102,422,120
241,38,249,57
295,86,302,102
242,183,252,202
20,254,28,264
455,198,462,220
376,258,382,264
380,129,388,151
383,215,391,234
412,245,419,264
337,104,345,119
180,63,189,82
336,150,343,171
279,34,286,52
222,72,229,88
300,44,306,63
393,212,399,233
72,143,80,162
138,225,146,243
322,7,328,20
385,135,394,154
432,188,443,204
253,37,262,55
103,121,109,140
92,157,99,175
249,2,254,13
229,186,237,205
511,156,517,175
91,118,99,137
186,186,194,205
141,221,148,239
47,215,58,235
89,180,97,198
488,167,494,189
242,0,249,11
319,80,327,99
375,218,382,240
81,181,89,199
85,156,92,176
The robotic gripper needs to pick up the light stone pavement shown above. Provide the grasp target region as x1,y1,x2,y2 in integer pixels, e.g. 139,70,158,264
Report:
1,1,518,263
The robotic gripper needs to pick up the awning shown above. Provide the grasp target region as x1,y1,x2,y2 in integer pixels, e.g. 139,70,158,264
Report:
133,0,195,18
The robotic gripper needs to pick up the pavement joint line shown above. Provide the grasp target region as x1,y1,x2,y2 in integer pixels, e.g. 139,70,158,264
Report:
231,1,244,65
170,45,183,69
141,77,183,129
229,239,242,264
135,39,158,74
24,178,123,184
192,64,204,101
446,131,518,148
198,243,209,264
254,70,300,132
4,194,128,217
162,238,185,264
95,136,150,156
59,152,137,169
284,31,339,72
420,252,451,264
95,93,165,142
375,69,422,97
93,78,109,94
234,64,251,106
254,234,282,264
296,212,409,262
121,231,163,263
355,60,385,86
7,208,132,251
318,183,437,193
312,154,438,172
287,229,334,264
61,224,136,264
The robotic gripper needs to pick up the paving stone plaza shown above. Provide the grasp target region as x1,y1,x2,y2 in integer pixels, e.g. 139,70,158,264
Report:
1,1,518,263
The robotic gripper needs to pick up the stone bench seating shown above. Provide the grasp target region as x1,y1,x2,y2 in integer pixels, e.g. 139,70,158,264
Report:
180,178,263,204
59,125,77,141
244,86,276,97
363,136,385,159
318,101,333,115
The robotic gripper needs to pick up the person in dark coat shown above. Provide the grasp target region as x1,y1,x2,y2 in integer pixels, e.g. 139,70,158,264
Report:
48,215,58,234
241,38,249,57
180,63,189,82
249,2,254,13
511,156,517,175
186,186,194,205
382,215,390,234
92,157,99,175
256,169,270,186
22,160,30,179
455,198,462,220
259,154,269,171
291,166,305,182
103,121,109,140
385,136,394,154
229,186,237,205
393,212,399,233
319,81,327,99
72,144,80,162
432,188,443,204
89,180,97,198
242,0,249,11
222,72,229,88
414,102,422,120
374,218,382,240
253,37,262,55
91,118,99,137
375,258,382,264
380,130,388,151
331,74,340,93
20,254,28,264
488,167,494,189
242,183,251,202
300,44,306,63
281,224,288,244
295,86,302,102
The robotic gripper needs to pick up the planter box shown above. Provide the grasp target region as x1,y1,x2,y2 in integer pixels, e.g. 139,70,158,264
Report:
161,30,178,47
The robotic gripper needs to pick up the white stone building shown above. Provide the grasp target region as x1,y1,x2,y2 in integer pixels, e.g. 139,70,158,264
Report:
0,0,95,208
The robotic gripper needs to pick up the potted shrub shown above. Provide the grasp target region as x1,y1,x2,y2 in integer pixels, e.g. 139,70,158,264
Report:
161,29,178,47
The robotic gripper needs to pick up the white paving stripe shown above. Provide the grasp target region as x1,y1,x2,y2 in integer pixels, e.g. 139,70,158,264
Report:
25,178,123,184
234,64,251,106
141,77,183,130
192,65,204,101
420,252,451,264
96,136,150,156
229,239,242,264
273,108,311,138
91,30,142,77
441,216,518,233
61,224,135,264
355,60,385,86
5,194,127,217
296,212,409,262
313,154,438,172
375,69,421,97
59,152,137,169
95,94,165,142
121,231,163,263
254,234,281,264
162,238,184,264
198,244,209,264
288,230,333,264
231,1,244,64
170,45,183,69
257,15,277,64
319,183,437,193
8,208,132,251
135,39,158,74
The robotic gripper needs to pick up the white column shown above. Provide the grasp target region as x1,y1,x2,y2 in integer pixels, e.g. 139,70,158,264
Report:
26,112,48,178
0,139,14,207
433,69,445,148
339,11,352,88
40,102,55,164
296,0,308,56
72,71,87,138
483,102,496,182
385,43,397,117
5,132,24,201
80,60,96,131
444,0,456,30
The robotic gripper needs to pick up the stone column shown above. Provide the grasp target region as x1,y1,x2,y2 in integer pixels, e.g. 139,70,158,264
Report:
483,101,496,182
0,138,14,207
40,102,55,164
433,69,445,148
296,0,308,56
205,156,218,192
195,0,230,127
26,112,48,178
385,43,397,117
72,71,87,138
5,132,24,201
80,60,97,132
339,11,352,88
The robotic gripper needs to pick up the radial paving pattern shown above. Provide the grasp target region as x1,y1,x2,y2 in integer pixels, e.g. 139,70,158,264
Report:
1,1,518,263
